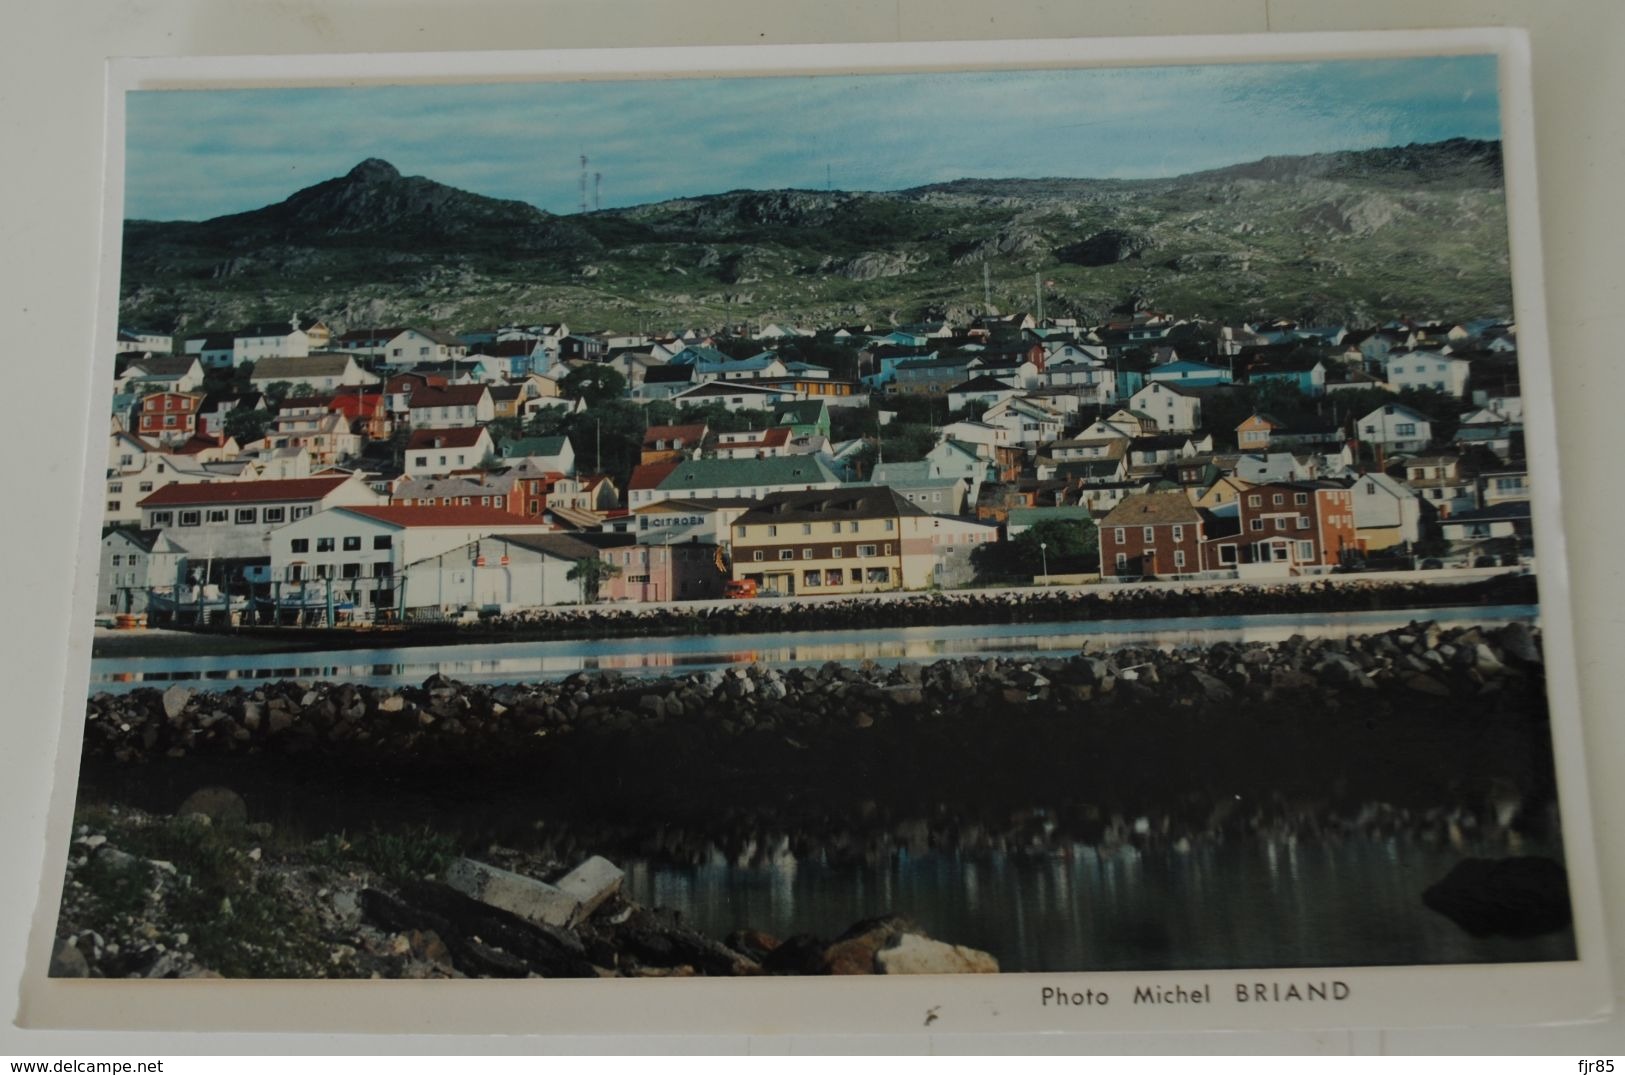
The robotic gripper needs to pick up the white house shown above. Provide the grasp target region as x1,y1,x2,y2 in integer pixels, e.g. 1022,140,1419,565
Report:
982,397,1065,447
926,514,999,587
230,319,313,367
250,355,379,394
404,426,496,477
670,381,796,413
138,474,384,561
1347,471,1424,551
266,504,561,615
1128,381,1203,434
97,528,188,616
1383,351,1472,397
406,385,495,428
628,455,842,509
1358,403,1434,455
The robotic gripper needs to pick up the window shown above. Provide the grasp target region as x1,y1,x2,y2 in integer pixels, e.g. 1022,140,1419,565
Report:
800,523,812,535
292,506,312,520
1297,541,1315,561
1113,527,1125,544
1218,544,1237,565
111,554,122,566
752,551,763,562
832,547,843,558
1273,518,1285,531
342,563,362,579
151,511,173,526
206,509,228,524
178,510,200,527
1247,495,1261,507
767,525,778,537
109,482,124,494
778,549,794,561
1296,517,1310,529
848,521,860,533
317,537,335,552
1272,494,1284,506
263,507,286,524
235,508,256,524
1396,423,1417,436
1294,493,1308,506
857,544,877,557
415,456,428,467
342,536,362,551
1174,550,1186,569
291,539,309,553
802,570,821,587
373,535,392,550
1250,518,1264,532
1143,526,1155,542
1171,525,1183,542
885,519,895,531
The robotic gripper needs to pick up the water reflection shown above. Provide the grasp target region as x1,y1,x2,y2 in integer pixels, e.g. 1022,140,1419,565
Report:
624,837,1572,973
90,604,1538,691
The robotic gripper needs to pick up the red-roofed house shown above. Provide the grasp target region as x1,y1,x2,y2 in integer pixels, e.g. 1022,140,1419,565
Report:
407,385,494,428
710,426,792,460
404,426,496,477
641,424,708,465
627,461,681,508
137,474,384,560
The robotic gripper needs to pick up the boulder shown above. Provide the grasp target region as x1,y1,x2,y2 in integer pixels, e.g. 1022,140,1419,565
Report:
161,686,192,720
876,933,999,975
49,938,89,978
1498,622,1542,665
176,786,248,827
443,857,578,928
1422,856,1572,938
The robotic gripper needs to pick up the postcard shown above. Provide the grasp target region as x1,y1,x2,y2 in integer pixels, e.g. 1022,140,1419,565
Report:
20,29,1612,1035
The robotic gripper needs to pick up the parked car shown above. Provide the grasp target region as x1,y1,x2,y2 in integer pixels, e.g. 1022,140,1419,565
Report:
722,579,758,600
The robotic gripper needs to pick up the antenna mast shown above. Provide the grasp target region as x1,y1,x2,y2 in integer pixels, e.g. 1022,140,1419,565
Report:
578,153,589,214
983,263,991,311
594,171,602,211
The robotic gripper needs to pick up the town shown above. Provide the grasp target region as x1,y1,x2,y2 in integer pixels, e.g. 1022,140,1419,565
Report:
101,308,1530,626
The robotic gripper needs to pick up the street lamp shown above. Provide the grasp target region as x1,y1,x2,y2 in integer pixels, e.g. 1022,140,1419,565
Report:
1039,541,1049,585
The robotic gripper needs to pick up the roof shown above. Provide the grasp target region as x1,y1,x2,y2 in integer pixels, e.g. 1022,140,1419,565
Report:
502,435,570,458
1007,506,1096,526
657,455,840,491
1099,490,1203,527
773,400,828,425
734,487,927,527
140,476,353,508
408,385,491,409
1442,501,1532,524
252,355,358,381
125,356,198,378
406,427,490,451
496,532,604,561
951,375,1019,393
342,505,550,529
633,497,761,513
643,424,707,446
644,365,696,384
673,381,785,399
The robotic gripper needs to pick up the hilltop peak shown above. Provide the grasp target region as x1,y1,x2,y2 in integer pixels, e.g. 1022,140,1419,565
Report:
346,159,401,184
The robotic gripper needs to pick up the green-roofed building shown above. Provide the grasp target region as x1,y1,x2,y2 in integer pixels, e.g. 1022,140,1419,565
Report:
651,454,842,506
1006,505,1097,537
771,399,831,440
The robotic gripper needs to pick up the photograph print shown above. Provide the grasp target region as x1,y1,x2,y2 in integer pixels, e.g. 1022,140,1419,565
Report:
51,39,1591,1005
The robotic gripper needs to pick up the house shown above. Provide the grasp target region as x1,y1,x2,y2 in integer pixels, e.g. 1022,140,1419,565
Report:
228,318,317,367
266,401,363,466
1437,502,1533,549
267,505,559,616
97,527,188,615
250,355,379,394
1146,359,1234,387
1244,353,1328,397
982,396,1066,447
196,392,269,440
670,380,796,412
635,364,697,401
118,355,206,395
139,474,384,565
947,375,1024,412
711,426,794,460
594,539,726,603
500,435,576,476
1479,469,1531,508
406,385,495,428
920,438,996,505
730,487,935,596
891,354,976,395
640,424,707,465
135,391,204,445
1099,492,1205,579
939,420,1012,455
772,400,832,440
633,455,843,509
1403,454,1477,517
925,515,1000,587
1358,403,1434,455
1207,482,1357,575
628,497,756,546
115,327,173,358
336,327,468,365
868,461,970,515
404,427,496,477
1347,471,1424,552
1127,381,1202,433
1384,351,1472,397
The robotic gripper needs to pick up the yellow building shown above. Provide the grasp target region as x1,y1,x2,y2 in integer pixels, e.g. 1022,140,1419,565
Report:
730,487,936,596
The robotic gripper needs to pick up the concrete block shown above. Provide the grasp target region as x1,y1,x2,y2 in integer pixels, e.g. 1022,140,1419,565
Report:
554,855,624,925
443,857,578,929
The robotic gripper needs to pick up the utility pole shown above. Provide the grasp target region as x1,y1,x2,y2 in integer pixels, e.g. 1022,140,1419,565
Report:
579,153,589,215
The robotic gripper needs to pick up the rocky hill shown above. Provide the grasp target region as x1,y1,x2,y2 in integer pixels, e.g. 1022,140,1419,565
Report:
119,139,1512,336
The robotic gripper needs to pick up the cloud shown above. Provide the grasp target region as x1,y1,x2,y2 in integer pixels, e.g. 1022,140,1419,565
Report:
123,55,1502,220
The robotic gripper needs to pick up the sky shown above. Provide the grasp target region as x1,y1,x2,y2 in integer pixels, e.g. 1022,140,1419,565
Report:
124,55,1502,221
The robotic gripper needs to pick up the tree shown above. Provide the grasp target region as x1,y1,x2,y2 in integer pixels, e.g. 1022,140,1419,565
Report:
567,557,621,604
289,382,317,399
560,365,627,406
263,380,295,405
1012,518,1098,569
223,406,272,445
